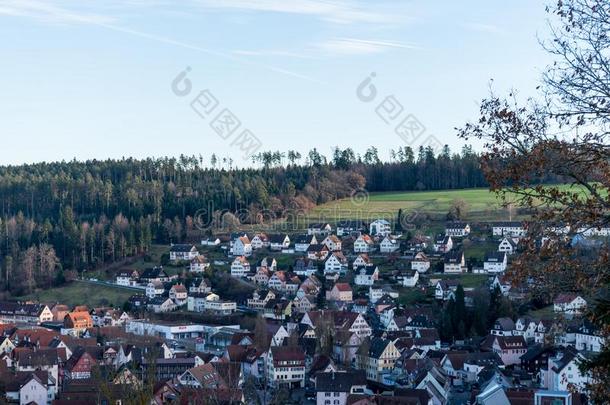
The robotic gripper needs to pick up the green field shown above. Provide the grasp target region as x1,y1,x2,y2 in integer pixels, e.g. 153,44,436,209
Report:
306,184,591,223
306,188,512,223
18,281,134,308
431,274,490,288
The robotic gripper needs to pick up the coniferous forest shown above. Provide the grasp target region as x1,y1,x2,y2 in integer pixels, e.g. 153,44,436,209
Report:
0,145,485,295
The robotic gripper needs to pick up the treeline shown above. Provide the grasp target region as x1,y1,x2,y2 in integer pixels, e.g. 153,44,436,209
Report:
0,144,485,294
0,211,153,295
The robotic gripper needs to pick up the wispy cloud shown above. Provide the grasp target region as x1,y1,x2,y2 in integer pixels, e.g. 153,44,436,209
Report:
317,37,418,55
462,22,504,35
0,0,323,83
0,0,114,24
232,49,317,60
191,0,404,25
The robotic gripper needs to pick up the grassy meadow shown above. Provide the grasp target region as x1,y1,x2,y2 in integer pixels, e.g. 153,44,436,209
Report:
18,281,134,308
305,184,593,224
306,188,514,223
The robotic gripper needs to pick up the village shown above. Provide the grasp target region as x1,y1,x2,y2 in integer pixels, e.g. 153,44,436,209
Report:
0,217,605,405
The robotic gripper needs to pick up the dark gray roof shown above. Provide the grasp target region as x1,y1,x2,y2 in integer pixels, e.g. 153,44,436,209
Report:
484,252,506,262
170,244,196,252
139,267,167,280
368,337,391,359
444,251,464,263
316,371,366,392
269,234,289,244
0,301,47,317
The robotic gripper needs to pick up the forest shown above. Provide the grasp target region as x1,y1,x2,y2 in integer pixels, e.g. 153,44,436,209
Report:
0,144,486,295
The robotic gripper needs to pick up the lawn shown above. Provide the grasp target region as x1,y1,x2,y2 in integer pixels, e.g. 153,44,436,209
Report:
527,305,555,319
305,184,592,224
432,273,489,288
18,281,134,308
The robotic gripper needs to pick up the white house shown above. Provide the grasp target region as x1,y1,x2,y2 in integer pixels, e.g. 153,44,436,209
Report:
200,237,221,246
435,280,459,301
369,219,391,237
269,234,290,251
400,270,419,287
575,320,605,352
322,235,342,252
490,275,511,296
146,281,165,298
444,251,465,273
492,221,526,238
379,236,399,253
324,252,349,275
232,236,252,257
231,256,251,278
189,278,211,294
250,233,269,249
546,348,590,391
308,223,332,236
411,252,431,273
445,221,470,237
169,284,188,306
202,294,237,315
315,371,366,405
491,335,527,366
553,294,587,315
169,244,199,262
116,270,138,287
513,317,538,341
266,346,306,388
434,235,453,253
16,374,48,405
294,235,317,252
483,252,507,273
354,265,379,286
257,257,277,271
352,254,372,270
498,237,518,255
336,220,366,237
189,256,210,273
353,235,374,253
150,297,177,313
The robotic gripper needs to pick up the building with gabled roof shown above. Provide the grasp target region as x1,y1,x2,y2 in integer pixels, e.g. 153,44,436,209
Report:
315,371,367,405
356,337,400,383
266,346,306,388
169,244,199,262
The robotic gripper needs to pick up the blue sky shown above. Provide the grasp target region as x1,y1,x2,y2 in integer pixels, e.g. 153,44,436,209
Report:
0,0,552,166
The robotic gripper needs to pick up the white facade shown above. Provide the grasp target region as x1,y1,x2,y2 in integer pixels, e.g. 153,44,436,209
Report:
401,271,419,287
575,330,604,352
233,237,252,257
546,352,589,391
354,266,379,286
553,295,587,315
19,377,48,405
497,238,517,254
369,220,391,237
379,236,399,253
444,253,465,273
492,222,526,237
411,253,430,273
445,223,470,237
484,253,507,273
231,257,250,277
353,235,373,253
324,253,348,274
